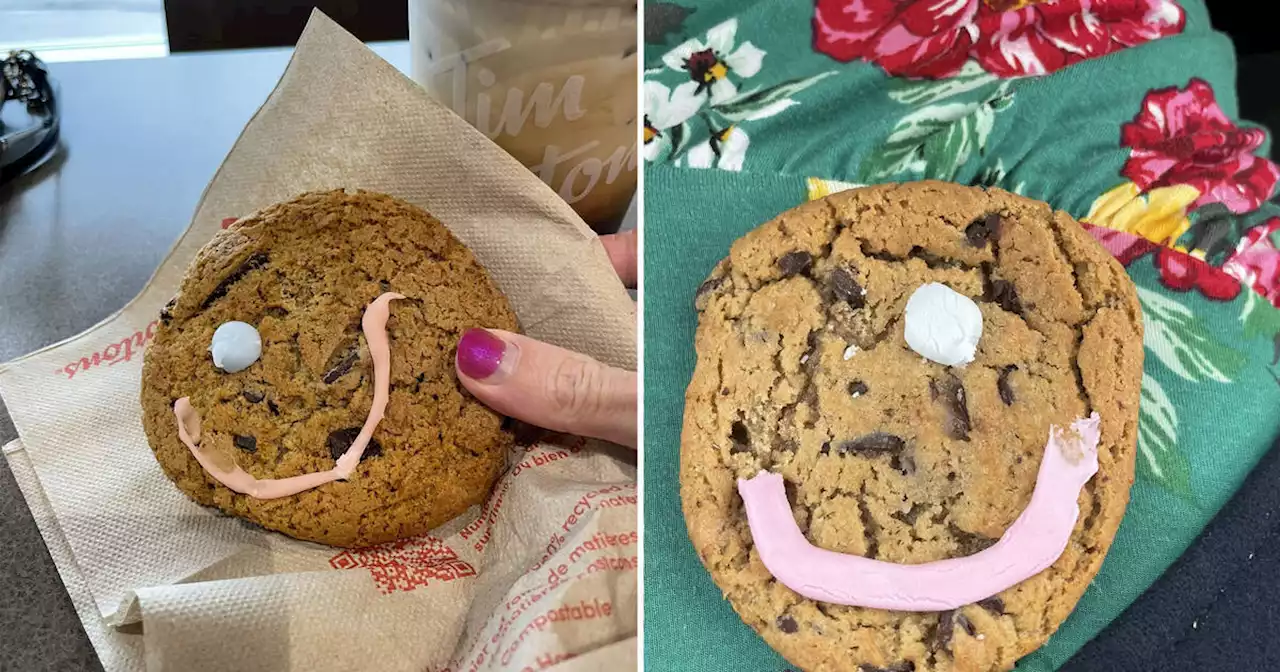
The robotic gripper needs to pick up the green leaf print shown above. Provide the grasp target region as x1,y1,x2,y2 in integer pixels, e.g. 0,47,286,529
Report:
1240,289,1280,341
668,121,690,160
713,72,836,122
1137,285,1247,383
887,61,998,106
860,79,1013,183
1136,373,1192,496
921,102,994,180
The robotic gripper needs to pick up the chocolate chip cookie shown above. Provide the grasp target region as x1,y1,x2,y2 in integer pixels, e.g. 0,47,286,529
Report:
682,181,1143,671
141,190,519,547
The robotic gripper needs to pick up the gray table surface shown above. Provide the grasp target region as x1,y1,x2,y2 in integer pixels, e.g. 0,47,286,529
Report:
0,41,429,672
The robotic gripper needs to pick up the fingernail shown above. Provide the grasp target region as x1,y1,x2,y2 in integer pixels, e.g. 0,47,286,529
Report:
457,329,515,382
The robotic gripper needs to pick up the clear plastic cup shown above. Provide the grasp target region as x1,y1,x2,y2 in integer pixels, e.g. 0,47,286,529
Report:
410,0,637,233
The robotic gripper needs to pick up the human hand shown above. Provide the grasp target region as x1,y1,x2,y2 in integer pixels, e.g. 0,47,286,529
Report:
454,230,638,448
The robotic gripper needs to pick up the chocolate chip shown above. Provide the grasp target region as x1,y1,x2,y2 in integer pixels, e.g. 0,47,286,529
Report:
951,525,996,555
830,267,866,309
777,251,813,277
776,614,799,634
998,365,1018,405
242,390,264,403
956,612,977,637
932,610,955,651
694,275,725,311
848,380,869,397
931,610,976,652
966,213,1003,247
201,252,269,309
321,348,359,384
266,399,280,416
233,435,257,453
892,503,924,526
977,596,1005,614
159,298,177,325
729,420,751,454
326,428,382,462
820,441,831,455
890,453,916,476
837,432,905,456
988,278,1023,315
929,374,971,441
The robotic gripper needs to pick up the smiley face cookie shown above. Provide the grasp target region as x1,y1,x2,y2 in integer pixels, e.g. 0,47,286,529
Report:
682,181,1143,672
141,190,519,547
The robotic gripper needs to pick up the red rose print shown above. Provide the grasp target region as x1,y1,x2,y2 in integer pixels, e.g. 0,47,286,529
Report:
1084,222,1159,266
329,535,476,594
1154,246,1242,301
1121,79,1280,214
971,0,1109,78
814,0,1184,79
971,0,1183,77
812,0,978,78
1222,218,1280,307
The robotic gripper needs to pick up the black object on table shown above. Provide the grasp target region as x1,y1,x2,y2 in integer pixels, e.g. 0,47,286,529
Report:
1,51,60,186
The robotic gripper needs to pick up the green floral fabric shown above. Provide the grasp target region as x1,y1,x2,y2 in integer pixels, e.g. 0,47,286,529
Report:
642,1,1280,670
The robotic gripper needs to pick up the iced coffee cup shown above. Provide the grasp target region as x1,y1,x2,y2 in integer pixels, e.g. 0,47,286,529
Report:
409,0,637,233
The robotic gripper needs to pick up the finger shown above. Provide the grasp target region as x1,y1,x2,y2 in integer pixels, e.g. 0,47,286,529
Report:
599,229,638,288
455,329,637,448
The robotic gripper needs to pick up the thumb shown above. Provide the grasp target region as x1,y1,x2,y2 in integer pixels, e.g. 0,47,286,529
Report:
455,329,637,448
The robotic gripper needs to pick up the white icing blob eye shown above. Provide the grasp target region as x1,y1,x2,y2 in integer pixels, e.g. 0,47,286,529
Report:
210,321,262,373
904,283,983,367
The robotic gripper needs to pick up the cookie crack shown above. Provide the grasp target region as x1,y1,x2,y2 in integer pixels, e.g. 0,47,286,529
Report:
858,240,983,272
1044,214,1091,318
858,483,880,560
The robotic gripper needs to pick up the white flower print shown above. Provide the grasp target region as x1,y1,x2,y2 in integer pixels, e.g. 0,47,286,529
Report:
686,126,749,172
643,80,704,161
662,19,766,104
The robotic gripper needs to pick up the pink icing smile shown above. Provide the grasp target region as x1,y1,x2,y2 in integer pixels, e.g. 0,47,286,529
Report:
173,292,404,499
738,413,1102,611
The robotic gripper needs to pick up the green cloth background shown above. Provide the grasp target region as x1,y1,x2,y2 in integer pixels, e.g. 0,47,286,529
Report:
642,2,1280,670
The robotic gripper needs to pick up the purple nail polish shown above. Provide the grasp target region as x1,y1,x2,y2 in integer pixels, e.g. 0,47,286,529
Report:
457,329,506,380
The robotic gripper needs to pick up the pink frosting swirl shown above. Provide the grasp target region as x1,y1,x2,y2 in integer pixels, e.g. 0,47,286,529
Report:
737,413,1102,610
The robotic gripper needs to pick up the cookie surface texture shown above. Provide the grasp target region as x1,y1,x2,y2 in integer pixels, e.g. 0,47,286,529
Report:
142,190,519,547
682,181,1143,672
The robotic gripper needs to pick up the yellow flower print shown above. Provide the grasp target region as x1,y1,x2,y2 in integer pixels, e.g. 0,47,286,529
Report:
1083,181,1200,246
806,177,865,201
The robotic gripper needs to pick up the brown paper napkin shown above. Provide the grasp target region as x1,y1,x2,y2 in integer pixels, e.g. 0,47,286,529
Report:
0,11,636,671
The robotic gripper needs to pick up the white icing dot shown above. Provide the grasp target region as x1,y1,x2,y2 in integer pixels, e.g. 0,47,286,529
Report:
843,345,858,360
977,634,986,641
903,283,983,367
210,321,262,373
